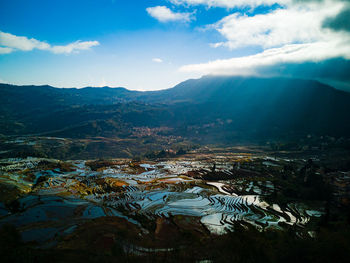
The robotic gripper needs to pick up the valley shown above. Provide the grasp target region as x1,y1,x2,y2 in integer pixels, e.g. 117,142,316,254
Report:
1,144,349,261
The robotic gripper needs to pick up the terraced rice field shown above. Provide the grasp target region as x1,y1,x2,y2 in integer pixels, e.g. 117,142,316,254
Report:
0,157,323,246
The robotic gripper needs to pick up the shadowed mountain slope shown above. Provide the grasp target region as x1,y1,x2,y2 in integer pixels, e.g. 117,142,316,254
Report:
1,76,349,140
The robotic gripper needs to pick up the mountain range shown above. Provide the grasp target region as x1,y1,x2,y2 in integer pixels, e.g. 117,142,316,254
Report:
1,76,350,144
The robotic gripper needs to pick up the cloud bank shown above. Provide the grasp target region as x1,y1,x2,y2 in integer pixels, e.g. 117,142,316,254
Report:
0,31,99,55
179,0,350,80
181,40,350,75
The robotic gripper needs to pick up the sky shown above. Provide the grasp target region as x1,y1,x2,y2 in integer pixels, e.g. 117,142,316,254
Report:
0,0,349,91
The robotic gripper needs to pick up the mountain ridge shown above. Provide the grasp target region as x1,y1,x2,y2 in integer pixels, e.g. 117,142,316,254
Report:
1,76,350,141
1,75,349,100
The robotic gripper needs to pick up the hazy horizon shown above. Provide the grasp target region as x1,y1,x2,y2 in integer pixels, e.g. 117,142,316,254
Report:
1,75,350,93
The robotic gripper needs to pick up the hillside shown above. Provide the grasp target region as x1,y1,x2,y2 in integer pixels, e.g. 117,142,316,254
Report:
1,76,350,142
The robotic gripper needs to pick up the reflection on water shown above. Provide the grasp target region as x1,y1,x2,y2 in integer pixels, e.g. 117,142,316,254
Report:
0,157,323,243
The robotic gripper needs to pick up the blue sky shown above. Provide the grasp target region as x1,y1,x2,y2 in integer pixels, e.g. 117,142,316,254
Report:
0,0,349,90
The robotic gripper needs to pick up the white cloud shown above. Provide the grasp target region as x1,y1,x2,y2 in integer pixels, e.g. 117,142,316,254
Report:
146,6,193,22
170,0,291,8
179,0,350,76
50,40,100,54
212,1,344,49
152,58,163,63
0,31,99,54
0,46,13,54
0,31,50,51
